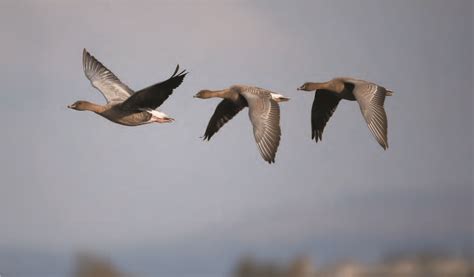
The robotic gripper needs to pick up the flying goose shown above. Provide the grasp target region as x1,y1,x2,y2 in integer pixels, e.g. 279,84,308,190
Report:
194,85,290,163
298,78,393,149
68,49,187,126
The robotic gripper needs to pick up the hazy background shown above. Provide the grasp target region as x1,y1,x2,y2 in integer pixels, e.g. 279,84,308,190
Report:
0,0,472,275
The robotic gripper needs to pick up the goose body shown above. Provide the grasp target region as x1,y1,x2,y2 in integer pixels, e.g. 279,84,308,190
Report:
298,78,392,149
194,85,290,163
68,49,187,126
97,105,172,126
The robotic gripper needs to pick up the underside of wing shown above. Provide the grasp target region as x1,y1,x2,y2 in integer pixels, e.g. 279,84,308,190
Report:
82,49,134,103
311,90,341,142
203,97,247,140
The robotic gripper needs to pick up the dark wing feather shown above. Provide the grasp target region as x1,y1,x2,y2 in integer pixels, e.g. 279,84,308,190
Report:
121,65,187,110
311,89,341,142
203,97,247,140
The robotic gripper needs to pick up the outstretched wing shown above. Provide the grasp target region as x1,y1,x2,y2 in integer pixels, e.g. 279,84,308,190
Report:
203,97,247,140
121,65,187,111
241,88,281,163
350,80,389,149
311,89,341,142
82,49,134,103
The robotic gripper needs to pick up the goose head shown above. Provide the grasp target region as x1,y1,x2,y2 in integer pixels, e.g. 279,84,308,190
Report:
297,82,313,91
67,100,92,111
193,90,214,99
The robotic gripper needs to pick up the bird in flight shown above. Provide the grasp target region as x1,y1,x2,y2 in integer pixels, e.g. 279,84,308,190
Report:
298,77,393,149
194,85,290,163
68,49,187,126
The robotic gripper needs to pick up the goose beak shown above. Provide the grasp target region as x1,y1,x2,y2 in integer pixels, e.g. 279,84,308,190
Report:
278,97,290,102
67,105,72,109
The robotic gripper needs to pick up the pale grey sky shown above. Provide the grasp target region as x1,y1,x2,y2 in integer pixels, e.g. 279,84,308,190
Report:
0,0,472,275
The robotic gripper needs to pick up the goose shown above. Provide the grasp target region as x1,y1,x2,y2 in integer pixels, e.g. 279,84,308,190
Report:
68,49,187,126
298,78,393,149
194,85,289,163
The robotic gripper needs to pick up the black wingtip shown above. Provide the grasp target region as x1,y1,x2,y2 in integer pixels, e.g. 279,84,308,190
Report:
200,134,211,141
171,64,188,76
171,64,180,77
312,130,323,142
170,64,188,80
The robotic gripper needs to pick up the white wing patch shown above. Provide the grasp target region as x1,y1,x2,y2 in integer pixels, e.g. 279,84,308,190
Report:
142,109,170,120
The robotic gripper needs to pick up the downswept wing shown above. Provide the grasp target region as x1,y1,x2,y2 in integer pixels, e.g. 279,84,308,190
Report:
83,49,134,103
350,80,389,149
241,88,281,163
203,97,247,140
121,65,187,111
311,89,341,142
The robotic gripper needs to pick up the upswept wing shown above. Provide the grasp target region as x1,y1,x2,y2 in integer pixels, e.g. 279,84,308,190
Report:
83,49,134,103
121,65,187,111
